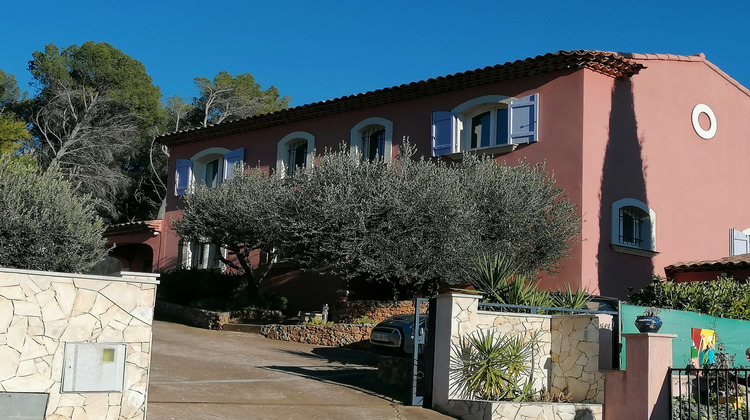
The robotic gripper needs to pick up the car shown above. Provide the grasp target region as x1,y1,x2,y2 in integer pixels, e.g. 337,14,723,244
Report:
369,314,426,354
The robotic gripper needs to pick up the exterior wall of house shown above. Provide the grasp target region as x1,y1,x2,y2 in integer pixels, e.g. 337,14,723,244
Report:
0,268,159,420
159,54,750,301
580,56,750,296
161,69,591,298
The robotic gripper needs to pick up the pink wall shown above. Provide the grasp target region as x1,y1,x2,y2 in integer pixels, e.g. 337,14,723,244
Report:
160,56,750,302
582,57,750,296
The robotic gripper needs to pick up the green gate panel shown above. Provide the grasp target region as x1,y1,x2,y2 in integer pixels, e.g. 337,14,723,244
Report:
621,304,750,369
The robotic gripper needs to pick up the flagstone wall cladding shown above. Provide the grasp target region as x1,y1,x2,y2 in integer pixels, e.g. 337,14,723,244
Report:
442,400,602,420
331,300,426,323
261,324,374,348
549,317,604,403
443,294,604,419
0,268,159,420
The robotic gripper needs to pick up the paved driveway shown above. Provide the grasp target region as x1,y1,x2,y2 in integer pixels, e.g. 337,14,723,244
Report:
147,321,455,420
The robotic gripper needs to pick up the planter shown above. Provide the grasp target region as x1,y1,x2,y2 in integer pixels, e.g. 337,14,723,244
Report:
634,316,662,333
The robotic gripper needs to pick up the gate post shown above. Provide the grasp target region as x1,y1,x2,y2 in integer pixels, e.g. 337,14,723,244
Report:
605,333,676,419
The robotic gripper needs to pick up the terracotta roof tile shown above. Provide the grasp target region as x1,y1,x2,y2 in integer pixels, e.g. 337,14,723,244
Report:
104,220,162,237
157,50,645,147
665,254,750,273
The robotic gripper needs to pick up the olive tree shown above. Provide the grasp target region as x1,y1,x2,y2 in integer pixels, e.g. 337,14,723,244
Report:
175,144,579,297
0,154,107,272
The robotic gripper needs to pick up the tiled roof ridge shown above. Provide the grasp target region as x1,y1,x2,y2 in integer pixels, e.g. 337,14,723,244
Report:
665,254,750,272
157,50,643,146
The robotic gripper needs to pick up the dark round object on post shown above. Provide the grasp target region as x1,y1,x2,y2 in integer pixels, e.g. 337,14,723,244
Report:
634,316,662,333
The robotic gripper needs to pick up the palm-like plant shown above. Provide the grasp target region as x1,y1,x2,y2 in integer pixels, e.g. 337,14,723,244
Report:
466,254,554,311
458,329,538,401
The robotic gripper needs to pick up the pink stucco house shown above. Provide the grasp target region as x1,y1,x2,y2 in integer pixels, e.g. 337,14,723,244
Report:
111,50,750,303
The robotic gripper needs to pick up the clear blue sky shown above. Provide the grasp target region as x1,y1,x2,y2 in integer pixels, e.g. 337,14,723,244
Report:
3,1,749,107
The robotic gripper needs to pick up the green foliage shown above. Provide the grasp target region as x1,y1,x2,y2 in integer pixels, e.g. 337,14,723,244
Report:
629,276,750,320
352,316,377,325
156,269,288,311
21,42,163,221
304,318,333,326
29,42,162,126
456,329,538,401
176,144,579,298
466,254,591,313
191,71,290,127
0,113,29,154
0,154,107,272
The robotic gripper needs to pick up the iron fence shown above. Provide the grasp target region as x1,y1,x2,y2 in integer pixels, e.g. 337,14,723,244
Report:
671,367,750,419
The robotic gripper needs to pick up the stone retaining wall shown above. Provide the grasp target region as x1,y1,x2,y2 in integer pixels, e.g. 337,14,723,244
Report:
331,300,425,323
261,324,374,348
155,301,284,329
442,400,602,420
0,268,159,420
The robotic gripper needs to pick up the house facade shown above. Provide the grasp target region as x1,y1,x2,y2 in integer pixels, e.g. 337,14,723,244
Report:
132,50,750,302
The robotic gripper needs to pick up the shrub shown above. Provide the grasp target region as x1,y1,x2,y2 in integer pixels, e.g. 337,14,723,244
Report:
454,329,538,401
351,316,377,325
0,154,106,272
629,276,750,320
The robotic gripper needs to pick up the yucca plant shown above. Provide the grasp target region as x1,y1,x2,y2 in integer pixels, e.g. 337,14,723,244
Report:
464,254,554,311
457,329,538,401
551,284,592,311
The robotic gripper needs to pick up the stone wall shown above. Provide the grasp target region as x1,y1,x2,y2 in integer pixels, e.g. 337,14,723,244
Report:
261,324,374,348
0,268,159,420
441,400,602,420
550,317,604,403
331,300,426,323
155,301,284,329
431,293,604,420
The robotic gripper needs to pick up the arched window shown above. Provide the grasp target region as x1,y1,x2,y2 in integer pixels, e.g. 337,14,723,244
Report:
175,147,244,195
431,94,539,157
351,117,393,161
276,131,315,176
611,198,657,256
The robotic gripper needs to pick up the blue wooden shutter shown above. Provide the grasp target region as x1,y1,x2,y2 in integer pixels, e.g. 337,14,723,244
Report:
509,93,539,144
730,229,750,256
175,159,193,196
223,148,244,180
432,112,454,156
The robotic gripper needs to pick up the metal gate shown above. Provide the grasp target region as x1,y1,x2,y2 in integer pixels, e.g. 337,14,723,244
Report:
410,298,430,406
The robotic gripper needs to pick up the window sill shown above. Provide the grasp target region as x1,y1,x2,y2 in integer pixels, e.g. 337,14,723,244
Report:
610,244,659,258
444,144,518,160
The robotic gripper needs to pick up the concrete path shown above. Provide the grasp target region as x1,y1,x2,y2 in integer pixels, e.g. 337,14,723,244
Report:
147,321,455,420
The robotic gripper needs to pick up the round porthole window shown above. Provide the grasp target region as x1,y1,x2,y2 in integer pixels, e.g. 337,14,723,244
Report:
692,104,717,140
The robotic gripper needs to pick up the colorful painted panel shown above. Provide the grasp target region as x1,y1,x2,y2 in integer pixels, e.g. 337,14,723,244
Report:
691,328,716,367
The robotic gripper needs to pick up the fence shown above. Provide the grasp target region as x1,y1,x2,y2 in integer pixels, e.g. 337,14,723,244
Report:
671,367,749,419
621,304,750,370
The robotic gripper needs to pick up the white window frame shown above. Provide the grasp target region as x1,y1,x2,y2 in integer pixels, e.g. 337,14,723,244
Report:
350,117,393,161
453,95,514,153
175,147,244,196
611,198,658,257
276,131,315,176
180,240,224,270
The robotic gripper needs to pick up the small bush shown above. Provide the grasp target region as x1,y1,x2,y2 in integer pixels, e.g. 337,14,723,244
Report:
351,316,377,325
304,318,333,326
629,276,750,320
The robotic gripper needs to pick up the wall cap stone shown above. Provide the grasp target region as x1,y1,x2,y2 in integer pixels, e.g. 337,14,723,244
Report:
0,267,160,285
622,333,678,338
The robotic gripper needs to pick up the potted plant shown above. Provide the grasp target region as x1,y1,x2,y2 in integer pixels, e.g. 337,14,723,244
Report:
634,307,662,333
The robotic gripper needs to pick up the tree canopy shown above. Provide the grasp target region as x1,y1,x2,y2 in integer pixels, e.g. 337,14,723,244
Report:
175,146,580,297
0,153,107,272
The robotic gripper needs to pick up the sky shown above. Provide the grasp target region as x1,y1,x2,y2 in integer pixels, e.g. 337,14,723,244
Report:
3,1,750,107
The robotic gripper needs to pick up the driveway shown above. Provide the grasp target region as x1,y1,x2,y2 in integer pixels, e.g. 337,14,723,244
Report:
147,321,455,419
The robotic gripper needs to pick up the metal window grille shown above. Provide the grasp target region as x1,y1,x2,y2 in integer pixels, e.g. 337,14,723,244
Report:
361,127,385,161
287,141,307,175
619,207,647,247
